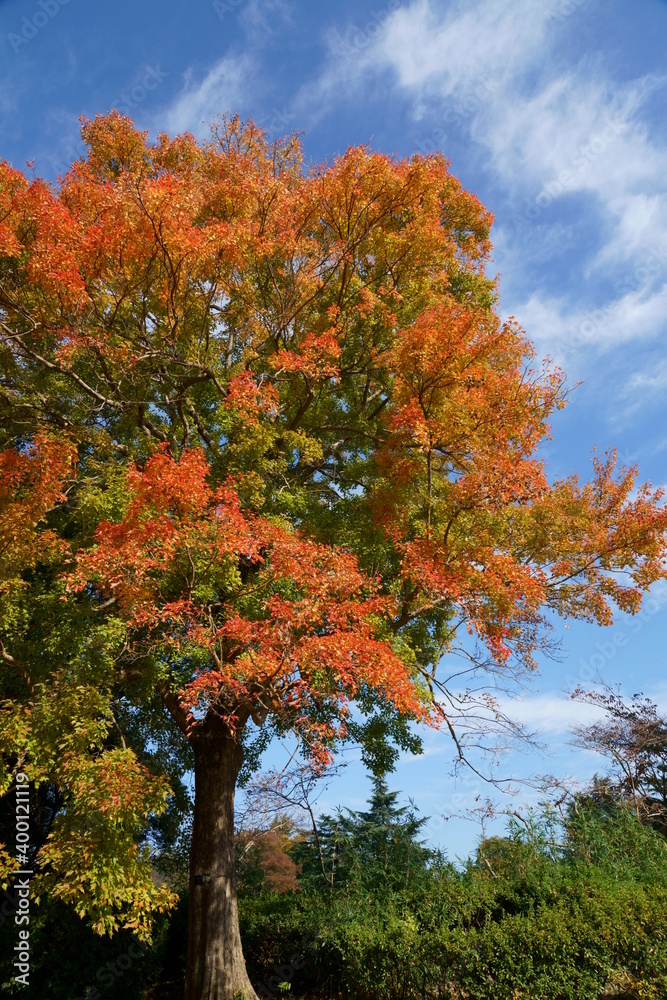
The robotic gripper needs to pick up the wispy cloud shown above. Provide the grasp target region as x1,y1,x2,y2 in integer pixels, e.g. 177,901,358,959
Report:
301,0,667,370
161,54,254,137
512,279,667,360
494,692,604,734
628,357,667,393
237,0,294,40
376,0,551,98
374,3,667,264
160,0,293,139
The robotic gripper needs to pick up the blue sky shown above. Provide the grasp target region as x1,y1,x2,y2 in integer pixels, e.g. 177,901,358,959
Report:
2,0,667,857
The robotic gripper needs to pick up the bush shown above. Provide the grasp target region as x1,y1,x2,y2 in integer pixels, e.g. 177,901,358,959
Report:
235,796,667,1000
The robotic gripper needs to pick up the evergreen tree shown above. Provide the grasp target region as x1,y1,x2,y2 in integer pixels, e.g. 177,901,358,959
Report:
296,776,435,895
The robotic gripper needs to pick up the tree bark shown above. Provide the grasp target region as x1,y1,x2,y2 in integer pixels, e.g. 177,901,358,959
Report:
185,725,258,1000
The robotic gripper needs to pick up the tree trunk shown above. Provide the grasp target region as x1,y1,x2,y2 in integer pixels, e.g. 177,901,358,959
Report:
185,727,258,1000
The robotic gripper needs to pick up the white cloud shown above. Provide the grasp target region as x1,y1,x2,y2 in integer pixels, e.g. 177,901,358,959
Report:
627,357,667,393
494,692,604,734
378,0,550,96
302,0,667,362
372,3,667,264
238,0,294,39
162,54,254,138
304,0,571,121
510,279,667,360
33,108,86,180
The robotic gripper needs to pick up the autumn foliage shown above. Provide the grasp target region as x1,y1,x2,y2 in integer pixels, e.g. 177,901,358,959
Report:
71,445,432,759
0,435,75,599
0,112,666,992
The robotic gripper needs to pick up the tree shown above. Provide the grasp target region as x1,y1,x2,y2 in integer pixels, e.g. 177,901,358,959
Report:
294,774,434,895
1,111,666,1000
236,817,303,896
571,686,667,830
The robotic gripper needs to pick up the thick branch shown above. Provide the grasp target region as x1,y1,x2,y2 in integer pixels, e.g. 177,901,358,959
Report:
0,643,35,698
157,681,191,737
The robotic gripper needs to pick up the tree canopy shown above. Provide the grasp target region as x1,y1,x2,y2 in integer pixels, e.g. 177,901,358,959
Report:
1,112,666,996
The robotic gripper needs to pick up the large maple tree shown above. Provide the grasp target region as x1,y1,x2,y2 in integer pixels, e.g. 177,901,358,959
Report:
1,113,666,1000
